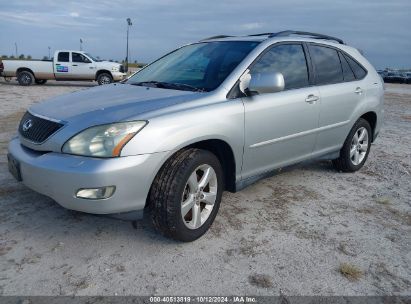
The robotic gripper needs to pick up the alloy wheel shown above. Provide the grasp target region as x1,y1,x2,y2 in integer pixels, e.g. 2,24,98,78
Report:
100,76,111,84
350,127,369,165
181,164,218,229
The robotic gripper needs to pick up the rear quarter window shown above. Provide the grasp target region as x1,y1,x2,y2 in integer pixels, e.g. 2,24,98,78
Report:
339,52,356,81
344,54,367,79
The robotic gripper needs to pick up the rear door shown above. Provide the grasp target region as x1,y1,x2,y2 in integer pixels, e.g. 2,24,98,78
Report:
308,44,367,154
54,52,71,79
70,52,95,80
242,43,320,179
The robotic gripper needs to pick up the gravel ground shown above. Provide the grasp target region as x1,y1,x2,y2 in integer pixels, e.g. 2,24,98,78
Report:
0,80,410,296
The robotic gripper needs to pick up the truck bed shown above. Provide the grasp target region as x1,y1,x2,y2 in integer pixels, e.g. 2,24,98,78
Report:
2,60,54,79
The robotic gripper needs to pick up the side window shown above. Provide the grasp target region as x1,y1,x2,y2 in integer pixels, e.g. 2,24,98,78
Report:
57,52,69,62
344,54,367,79
339,52,356,81
309,45,343,85
72,52,89,63
250,44,309,90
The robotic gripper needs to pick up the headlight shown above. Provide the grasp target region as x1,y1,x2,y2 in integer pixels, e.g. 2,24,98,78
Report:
62,121,147,157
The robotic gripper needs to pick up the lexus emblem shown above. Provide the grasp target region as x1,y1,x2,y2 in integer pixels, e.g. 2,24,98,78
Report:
22,119,33,132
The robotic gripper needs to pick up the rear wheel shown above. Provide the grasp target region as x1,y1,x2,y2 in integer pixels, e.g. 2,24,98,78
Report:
333,118,372,172
35,79,47,85
149,148,224,242
17,71,34,86
97,73,113,85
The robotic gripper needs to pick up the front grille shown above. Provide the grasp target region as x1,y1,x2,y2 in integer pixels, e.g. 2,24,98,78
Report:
18,112,64,143
119,65,125,73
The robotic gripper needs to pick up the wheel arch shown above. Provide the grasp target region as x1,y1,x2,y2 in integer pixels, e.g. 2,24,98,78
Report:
359,111,377,141
16,67,35,77
186,139,236,193
144,138,237,209
95,69,113,80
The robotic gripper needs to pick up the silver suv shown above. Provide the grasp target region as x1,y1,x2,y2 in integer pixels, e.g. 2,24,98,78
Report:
8,31,384,241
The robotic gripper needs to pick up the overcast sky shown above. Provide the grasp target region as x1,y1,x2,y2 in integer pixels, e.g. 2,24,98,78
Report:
0,0,410,69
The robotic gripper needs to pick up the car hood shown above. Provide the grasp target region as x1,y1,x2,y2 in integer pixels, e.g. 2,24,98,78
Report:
29,83,201,124
100,61,121,68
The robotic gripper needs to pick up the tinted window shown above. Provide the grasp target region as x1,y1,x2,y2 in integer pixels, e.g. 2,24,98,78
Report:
344,55,367,79
57,52,69,62
128,41,259,92
310,45,343,85
339,52,356,81
250,44,309,90
72,52,90,63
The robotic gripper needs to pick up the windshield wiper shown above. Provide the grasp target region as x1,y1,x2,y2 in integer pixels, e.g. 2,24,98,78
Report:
166,82,208,92
131,81,207,92
131,81,166,88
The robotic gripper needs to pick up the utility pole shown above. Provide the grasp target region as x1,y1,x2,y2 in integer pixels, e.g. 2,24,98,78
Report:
48,46,51,59
15,42,18,58
125,18,132,72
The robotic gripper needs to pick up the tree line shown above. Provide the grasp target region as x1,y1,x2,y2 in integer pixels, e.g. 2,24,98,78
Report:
1,54,36,60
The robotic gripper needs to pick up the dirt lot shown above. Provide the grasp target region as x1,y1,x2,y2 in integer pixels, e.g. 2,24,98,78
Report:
0,80,410,296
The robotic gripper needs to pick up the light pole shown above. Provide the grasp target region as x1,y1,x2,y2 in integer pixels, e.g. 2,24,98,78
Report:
125,18,132,72
15,42,18,58
80,38,83,51
48,46,51,59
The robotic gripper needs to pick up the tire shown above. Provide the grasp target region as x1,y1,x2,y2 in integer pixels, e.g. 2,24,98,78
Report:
333,118,372,172
35,79,47,85
149,148,224,242
17,70,34,86
97,73,113,85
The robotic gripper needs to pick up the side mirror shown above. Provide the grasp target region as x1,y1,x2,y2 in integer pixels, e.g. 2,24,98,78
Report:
245,72,285,95
84,58,92,63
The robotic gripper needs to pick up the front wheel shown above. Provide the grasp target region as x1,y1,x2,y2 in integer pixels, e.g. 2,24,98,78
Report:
97,73,113,85
149,148,224,242
333,118,372,172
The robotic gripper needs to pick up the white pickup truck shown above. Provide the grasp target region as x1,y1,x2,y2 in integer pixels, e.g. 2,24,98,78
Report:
0,50,127,86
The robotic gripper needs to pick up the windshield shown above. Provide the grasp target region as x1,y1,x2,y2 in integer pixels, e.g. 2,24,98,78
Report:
127,41,259,92
84,53,100,62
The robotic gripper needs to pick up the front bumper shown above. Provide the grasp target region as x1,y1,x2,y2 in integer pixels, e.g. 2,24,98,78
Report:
8,138,168,217
112,72,127,82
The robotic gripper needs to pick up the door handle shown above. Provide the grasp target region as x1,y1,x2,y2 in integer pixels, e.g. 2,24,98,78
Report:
72,64,78,66
305,94,319,103
354,87,363,94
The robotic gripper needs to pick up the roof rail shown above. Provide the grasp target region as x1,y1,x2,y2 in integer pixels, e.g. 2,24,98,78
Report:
199,31,345,44
200,35,233,41
269,30,345,44
247,33,274,37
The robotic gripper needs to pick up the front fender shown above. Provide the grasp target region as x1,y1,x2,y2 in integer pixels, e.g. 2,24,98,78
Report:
121,99,245,174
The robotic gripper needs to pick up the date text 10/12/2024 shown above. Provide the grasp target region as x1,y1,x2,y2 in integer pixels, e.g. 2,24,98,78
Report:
149,296,257,303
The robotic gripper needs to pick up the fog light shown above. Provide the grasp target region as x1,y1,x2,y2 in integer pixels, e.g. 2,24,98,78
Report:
76,186,116,200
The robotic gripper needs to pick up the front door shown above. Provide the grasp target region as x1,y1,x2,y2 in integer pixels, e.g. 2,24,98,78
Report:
241,43,320,180
70,52,95,80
